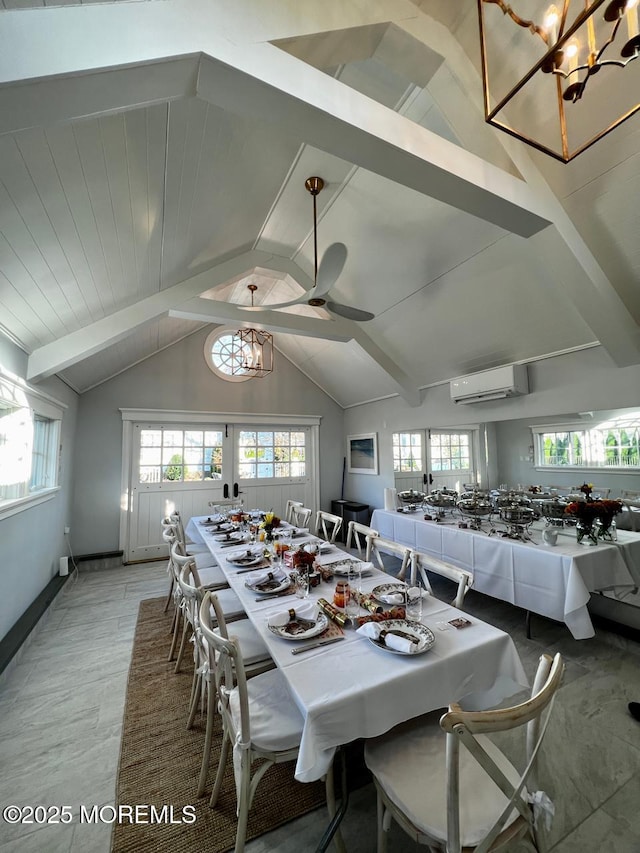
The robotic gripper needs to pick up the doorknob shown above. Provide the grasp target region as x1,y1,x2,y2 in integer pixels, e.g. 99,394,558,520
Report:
233,482,239,498
429,473,433,485
223,483,229,499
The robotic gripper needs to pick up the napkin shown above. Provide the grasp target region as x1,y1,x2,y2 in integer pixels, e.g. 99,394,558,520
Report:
245,567,287,586
356,622,416,653
377,592,406,605
269,601,318,628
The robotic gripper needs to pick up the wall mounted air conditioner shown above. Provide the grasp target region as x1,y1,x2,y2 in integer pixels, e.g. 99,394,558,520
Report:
450,364,529,405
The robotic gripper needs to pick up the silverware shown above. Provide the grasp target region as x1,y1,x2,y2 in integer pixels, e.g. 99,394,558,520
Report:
253,589,294,601
291,636,345,655
234,563,268,574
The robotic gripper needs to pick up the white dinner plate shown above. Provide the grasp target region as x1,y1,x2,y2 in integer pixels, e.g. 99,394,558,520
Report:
246,575,290,595
371,583,407,603
332,561,372,577
368,619,435,656
213,531,243,542
226,553,264,567
268,611,329,641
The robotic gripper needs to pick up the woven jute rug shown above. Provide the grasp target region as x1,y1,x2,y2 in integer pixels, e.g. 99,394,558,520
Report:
111,597,326,853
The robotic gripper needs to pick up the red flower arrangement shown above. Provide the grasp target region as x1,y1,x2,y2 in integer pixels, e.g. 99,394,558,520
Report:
579,482,594,501
292,546,316,570
565,499,623,527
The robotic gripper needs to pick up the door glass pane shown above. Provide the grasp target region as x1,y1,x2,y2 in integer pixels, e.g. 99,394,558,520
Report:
185,430,203,446
164,430,183,447
141,430,162,447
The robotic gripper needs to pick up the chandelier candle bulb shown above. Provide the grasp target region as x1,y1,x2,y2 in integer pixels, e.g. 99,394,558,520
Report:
627,0,639,39
544,6,559,44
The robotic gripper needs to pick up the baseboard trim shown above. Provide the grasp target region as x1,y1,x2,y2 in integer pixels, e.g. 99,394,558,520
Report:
0,573,69,677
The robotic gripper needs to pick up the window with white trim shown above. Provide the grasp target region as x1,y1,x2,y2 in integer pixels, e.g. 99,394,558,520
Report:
392,432,423,473
237,429,306,480
0,370,62,511
532,413,640,469
204,326,253,382
138,428,224,483
430,432,471,472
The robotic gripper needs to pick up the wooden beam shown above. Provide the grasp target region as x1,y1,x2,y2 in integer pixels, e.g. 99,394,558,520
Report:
350,328,421,407
27,250,281,381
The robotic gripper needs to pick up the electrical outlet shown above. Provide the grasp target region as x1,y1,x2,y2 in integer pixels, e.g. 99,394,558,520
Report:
64,526,70,535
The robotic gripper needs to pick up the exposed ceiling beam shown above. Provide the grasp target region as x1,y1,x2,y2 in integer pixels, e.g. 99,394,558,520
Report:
0,0,551,238
397,15,640,368
169,298,353,342
350,328,421,407
27,250,287,381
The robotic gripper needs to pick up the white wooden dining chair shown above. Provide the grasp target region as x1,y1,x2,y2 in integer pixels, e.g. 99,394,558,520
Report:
193,592,274,797
169,542,241,668
284,499,304,525
366,534,411,580
315,510,343,544
168,511,217,564
410,550,474,610
621,489,640,500
201,597,336,853
289,505,312,529
345,521,379,558
365,652,564,853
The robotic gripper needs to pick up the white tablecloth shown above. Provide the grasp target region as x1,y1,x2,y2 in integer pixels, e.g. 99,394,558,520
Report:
371,509,640,640
191,515,528,782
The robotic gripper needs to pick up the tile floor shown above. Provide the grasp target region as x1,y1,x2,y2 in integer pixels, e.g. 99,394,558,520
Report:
1,560,640,853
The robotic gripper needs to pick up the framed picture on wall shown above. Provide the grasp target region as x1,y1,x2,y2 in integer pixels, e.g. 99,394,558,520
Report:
347,433,378,475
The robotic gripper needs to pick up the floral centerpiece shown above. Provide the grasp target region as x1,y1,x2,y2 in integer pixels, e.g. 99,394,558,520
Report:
565,499,622,543
291,546,315,572
579,482,594,501
259,511,281,541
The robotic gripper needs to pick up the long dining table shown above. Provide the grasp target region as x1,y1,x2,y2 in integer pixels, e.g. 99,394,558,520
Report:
371,508,640,640
188,514,528,786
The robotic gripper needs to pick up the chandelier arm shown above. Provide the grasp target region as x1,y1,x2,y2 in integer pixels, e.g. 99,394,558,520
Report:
482,0,549,44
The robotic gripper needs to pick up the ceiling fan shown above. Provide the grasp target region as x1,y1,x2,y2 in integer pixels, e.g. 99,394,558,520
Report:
256,176,375,322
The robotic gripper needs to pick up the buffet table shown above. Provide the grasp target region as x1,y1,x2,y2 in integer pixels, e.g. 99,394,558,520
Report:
191,515,527,783
371,508,640,640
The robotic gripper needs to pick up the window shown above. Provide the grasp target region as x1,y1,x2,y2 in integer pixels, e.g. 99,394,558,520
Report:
138,428,224,483
203,326,253,382
0,370,63,514
237,429,306,479
392,432,423,473
533,413,640,469
430,432,470,472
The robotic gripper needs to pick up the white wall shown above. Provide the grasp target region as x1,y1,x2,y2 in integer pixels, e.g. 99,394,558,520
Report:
0,336,78,642
343,346,640,509
71,327,345,554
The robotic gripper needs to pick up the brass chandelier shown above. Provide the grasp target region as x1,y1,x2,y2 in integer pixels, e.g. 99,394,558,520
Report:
230,285,274,379
478,0,640,161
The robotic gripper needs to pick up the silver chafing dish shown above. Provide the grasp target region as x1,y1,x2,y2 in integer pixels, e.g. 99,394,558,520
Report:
457,493,493,529
424,489,458,518
397,489,427,511
494,491,532,509
499,504,537,540
539,498,570,526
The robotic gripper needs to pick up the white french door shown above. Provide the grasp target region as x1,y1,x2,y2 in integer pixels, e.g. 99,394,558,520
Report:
393,429,477,495
120,411,320,562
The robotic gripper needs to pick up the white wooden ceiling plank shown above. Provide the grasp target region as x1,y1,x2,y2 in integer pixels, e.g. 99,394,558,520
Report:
167,98,210,281
121,105,167,299
0,260,55,346
0,179,75,334
99,113,142,302
26,248,281,379
4,0,44,7
12,127,98,322
44,122,112,317
161,98,194,286
144,103,168,293
72,118,127,307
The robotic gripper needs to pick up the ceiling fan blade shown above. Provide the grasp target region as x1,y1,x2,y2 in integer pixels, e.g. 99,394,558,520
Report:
314,242,347,298
327,301,375,322
236,295,306,311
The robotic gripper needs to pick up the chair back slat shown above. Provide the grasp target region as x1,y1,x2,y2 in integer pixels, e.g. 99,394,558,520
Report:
411,550,473,609
290,505,312,528
442,653,564,853
315,511,343,543
285,499,304,525
365,534,411,579
346,521,378,557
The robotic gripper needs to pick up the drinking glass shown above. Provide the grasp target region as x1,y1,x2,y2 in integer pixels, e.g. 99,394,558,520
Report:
405,586,423,622
294,571,309,599
345,565,361,621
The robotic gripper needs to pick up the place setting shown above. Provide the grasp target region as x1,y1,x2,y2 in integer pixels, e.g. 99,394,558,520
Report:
243,566,293,597
225,548,266,569
265,602,345,654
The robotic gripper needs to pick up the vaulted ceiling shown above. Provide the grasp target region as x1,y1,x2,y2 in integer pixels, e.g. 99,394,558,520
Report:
0,0,638,408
